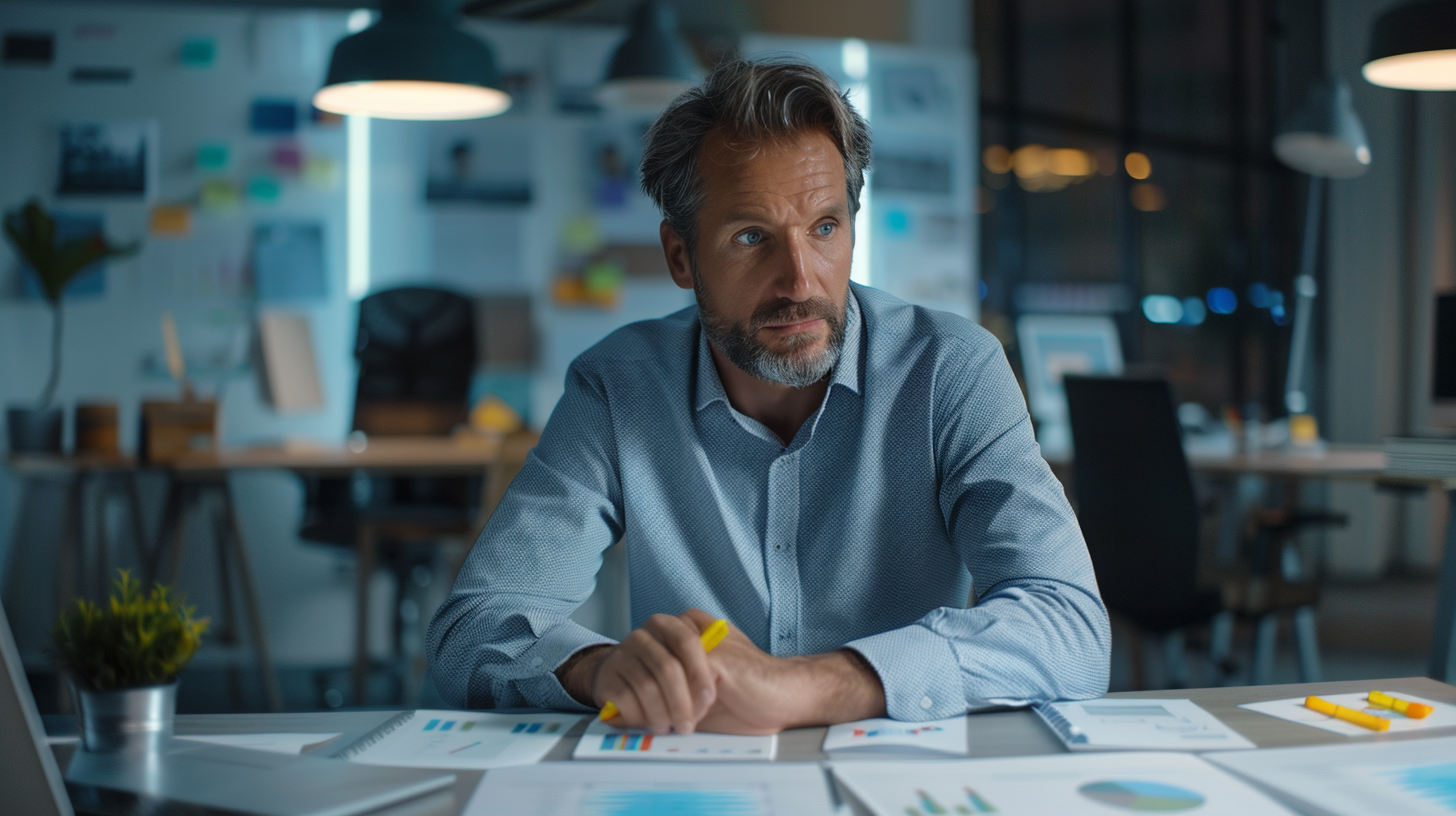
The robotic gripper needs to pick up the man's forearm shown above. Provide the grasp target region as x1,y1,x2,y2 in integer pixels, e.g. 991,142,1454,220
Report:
555,643,613,707
787,649,887,727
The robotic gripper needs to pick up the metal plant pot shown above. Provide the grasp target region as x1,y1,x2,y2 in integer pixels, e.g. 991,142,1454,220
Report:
6,406,63,454
73,682,177,753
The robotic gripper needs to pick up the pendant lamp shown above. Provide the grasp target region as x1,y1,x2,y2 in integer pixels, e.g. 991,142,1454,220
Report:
315,0,511,121
1363,0,1456,91
594,1,699,110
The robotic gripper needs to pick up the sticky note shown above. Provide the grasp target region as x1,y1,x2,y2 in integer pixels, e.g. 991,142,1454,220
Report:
271,142,303,175
249,99,297,134
303,156,339,189
200,178,239,212
246,175,282,204
179,37,215,68
196,142,230,173
149,205,191,236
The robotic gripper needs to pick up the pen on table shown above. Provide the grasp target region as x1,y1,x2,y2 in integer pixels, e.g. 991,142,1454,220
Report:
599,618,730,722
1304,695,1391,731
1367,690,1434,719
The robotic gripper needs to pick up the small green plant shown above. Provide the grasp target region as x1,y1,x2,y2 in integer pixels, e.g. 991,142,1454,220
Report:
53,570,210,691
3,198,139,408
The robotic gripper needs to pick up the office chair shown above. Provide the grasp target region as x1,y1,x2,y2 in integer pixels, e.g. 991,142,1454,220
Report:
1064,375,1334,688
299,287,481,705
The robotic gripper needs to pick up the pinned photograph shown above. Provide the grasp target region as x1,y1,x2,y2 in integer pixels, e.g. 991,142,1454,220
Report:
56,120,157,198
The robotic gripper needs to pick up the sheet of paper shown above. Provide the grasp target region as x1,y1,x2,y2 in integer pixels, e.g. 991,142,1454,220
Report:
466,762,836,815
832,751,1292,816
177,733,340,754
346,711,581,769
823,716,968,757
1040,697,1256,750
1208,735,1456,816
572,716,776,761
1240,691,1456,736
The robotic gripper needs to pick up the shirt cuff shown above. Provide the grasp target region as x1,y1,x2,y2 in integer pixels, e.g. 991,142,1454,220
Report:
514,620,617,712
845,623,964,721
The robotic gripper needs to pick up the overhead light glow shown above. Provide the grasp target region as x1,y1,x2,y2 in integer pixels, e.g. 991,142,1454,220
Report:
346,8,373,33
1207,287,1237,314
1142,295,1183,324
1125,152,1152,179
841,38,869,81
1247,282,1270,308
1364,49,1456,90
1180,297,1207,326
983,144,1011,174
314,81,511,121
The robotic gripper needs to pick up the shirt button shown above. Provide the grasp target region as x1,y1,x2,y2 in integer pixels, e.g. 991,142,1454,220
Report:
774,544,783,551
920,696,934,710
529,657,543,667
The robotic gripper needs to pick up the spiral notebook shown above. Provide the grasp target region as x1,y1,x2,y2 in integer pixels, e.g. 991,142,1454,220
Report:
1035,698,1254,751
332,710,582,769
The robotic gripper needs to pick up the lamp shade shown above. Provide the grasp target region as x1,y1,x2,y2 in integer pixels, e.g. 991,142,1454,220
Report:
594,1,699,110
1273,76,1371,178
1363,0,1456,90
314,0,510,121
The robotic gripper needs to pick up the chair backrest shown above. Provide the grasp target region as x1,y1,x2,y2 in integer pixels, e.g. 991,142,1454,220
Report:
1064,375,1202,616
353,287,476,436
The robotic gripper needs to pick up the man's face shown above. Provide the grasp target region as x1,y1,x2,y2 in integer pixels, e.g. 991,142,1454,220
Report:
673,128,854,388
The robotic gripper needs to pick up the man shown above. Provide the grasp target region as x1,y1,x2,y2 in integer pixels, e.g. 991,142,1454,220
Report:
428,59,1110,735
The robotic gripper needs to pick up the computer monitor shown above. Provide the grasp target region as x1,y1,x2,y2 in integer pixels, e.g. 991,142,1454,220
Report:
1016,314,1125,458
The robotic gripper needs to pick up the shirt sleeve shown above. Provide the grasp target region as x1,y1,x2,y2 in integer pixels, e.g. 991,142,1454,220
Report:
426,360,624,710
844,337,1111,720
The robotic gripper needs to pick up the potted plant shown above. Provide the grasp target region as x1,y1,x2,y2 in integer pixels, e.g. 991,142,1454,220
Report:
3,198,138,453
53,570,209,752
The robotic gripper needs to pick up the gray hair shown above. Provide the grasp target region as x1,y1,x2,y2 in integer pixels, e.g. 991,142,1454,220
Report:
639,57,873,256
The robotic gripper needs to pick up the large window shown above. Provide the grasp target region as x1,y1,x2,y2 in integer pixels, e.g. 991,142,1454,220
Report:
976,0,1323,415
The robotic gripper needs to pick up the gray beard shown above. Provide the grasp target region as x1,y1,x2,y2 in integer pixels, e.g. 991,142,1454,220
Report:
696,282,847,389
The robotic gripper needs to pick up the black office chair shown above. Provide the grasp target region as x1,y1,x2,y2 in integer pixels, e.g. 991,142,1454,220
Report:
1065,375,1330,688
299,287,481,704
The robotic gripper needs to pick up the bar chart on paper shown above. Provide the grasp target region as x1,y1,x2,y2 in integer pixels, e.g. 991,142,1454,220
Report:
339,711,581,769
573,718,777,761
466,763,835,816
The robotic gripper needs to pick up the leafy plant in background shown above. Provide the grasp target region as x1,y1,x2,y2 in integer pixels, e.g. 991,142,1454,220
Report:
2,198,139,408
53,570,210,691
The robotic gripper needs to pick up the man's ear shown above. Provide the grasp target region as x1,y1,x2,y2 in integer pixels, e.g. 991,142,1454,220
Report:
660,220,694,290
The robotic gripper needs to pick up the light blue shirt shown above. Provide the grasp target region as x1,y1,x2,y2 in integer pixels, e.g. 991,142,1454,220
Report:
428,284,1110,720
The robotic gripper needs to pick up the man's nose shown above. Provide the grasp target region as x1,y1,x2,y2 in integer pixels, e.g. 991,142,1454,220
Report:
772,233,815,300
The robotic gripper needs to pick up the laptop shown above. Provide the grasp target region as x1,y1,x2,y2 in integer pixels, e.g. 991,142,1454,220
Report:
0,604,455,816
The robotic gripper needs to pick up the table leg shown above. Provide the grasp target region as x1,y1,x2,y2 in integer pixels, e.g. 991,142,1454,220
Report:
218,482,284,712
353,523,377,706
93,475,111,597
146,479,187,587
124,474,150,568
1427,489,1456,681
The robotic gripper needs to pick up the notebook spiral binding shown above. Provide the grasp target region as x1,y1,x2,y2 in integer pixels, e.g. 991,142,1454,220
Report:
333,711,418,760
1034,703,1088,745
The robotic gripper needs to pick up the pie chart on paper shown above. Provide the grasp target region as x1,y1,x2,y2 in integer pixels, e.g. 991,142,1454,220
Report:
1078,780,1206,812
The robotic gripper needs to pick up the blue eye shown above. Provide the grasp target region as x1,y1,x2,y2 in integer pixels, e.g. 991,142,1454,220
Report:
816,223,836,236
735,230,764,246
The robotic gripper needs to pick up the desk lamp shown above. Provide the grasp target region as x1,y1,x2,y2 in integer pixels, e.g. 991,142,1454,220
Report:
1363,0,1456,91
1273,76,1371,419
594,1,700,110
314,0,511,120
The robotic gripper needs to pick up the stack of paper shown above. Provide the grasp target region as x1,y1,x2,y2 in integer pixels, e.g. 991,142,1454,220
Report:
1036,698,1255,751
1385,437,1456,477
832,751,1291,815
338,711,581,769
822,716,968,757
572,717,777,761
1209,736,1456,816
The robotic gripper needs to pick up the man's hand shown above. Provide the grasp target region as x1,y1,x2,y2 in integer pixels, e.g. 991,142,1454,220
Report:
556,612,717,735
555,609,888,735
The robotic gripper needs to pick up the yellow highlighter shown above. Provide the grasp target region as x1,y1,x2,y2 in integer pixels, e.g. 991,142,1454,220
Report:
1304,695,1391,731
1368,690,1434,719
600,618,730,721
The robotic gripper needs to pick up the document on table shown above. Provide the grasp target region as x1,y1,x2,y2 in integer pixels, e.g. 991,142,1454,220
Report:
177,733,341,754
822,716,968,757
465,762,836,815
1241,691,1456,736
831,751,1293,816
1208,735,1456,816
1035,698,1255,750
572,716,776,761
334,710,581,769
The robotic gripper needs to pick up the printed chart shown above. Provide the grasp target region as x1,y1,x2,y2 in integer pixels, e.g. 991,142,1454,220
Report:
466,763,835,816
823,716,968,757
1376,762,1456,813
345,711,581,769
574,718,777,761
832,751,1290,815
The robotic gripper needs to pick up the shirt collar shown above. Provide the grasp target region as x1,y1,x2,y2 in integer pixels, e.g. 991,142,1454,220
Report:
694,287,863,413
